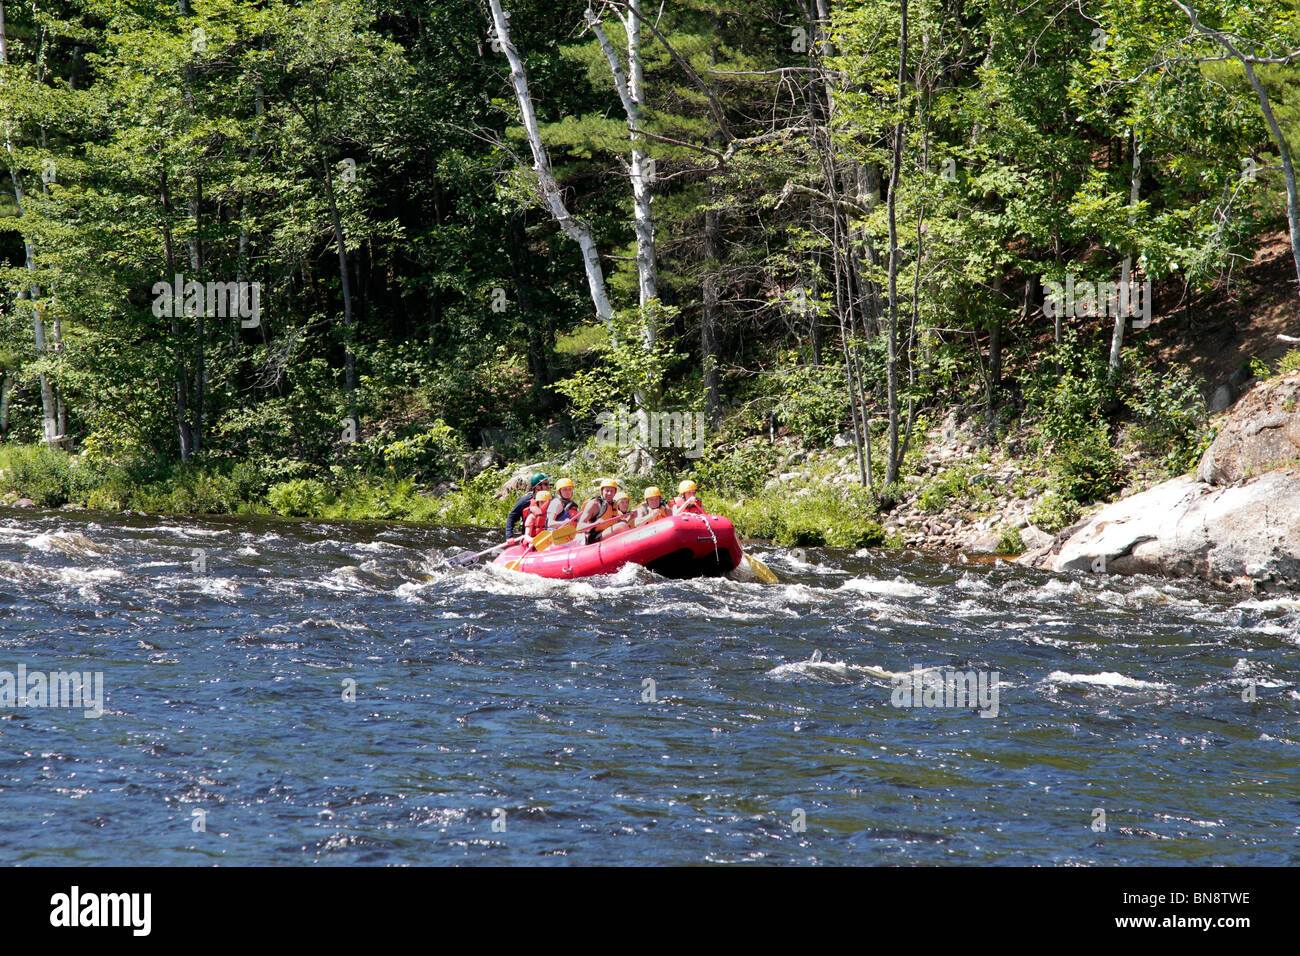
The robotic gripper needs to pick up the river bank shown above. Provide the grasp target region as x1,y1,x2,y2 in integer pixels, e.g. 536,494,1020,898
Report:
3,369,1299,594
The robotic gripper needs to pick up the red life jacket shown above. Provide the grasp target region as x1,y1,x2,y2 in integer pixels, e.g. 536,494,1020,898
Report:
524,502,548,537
671,494,703,515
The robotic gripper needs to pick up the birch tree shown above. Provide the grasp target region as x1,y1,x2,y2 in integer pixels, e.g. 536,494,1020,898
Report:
488,0,615,333
0,0,59,445
585,1,657,347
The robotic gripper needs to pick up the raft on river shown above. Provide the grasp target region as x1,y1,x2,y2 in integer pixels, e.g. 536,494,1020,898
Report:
493,512,744,580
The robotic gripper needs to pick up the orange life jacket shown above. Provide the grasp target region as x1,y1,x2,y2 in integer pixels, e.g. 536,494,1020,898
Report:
584,496,621,533
671,494,703,515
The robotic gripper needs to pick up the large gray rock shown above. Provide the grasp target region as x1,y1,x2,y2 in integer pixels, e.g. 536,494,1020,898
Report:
1023,471,1300,590
1197,371,1300,485
1209,383,1234,414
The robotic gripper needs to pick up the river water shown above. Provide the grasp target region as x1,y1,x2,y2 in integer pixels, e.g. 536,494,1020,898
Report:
0,509,1296,865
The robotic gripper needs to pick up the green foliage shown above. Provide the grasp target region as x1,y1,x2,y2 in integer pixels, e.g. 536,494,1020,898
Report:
267,479,334,517
773,364,849,445
693,442,780,496
1250,348,1300,380
1025,333,1117,454
917,464,996,513
997,526,1026,555
552,306,684,418
1049,424,1123,504
1030,489,1080,534
377,421,467,482
0,446,81,507
1128,364,1209,474
720,486,883,549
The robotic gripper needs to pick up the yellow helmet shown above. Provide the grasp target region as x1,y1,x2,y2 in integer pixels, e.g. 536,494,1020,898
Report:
599,477,618,490
615,491,630,503
556,478,574,491
643,486,661,501
678,480,697,495
534,490,552,503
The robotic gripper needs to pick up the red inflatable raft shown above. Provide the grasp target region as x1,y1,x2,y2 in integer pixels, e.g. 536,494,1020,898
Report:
493,513,744,579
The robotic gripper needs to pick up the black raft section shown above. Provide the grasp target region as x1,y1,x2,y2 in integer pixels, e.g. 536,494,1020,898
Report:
643,546,737,579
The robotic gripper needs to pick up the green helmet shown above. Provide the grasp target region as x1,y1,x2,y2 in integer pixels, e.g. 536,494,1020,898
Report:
530,472,550,488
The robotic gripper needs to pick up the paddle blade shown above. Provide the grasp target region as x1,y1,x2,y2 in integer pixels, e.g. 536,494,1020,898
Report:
531,530,554,552
443,539,512,567
549,523,577,546
744,552,779,584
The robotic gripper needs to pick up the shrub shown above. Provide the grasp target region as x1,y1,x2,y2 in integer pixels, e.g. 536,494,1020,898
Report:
1050,424,1123,504
1025,332,1116,453
773,364,849,445
694,442,779,496
1128,365,1209,475
1030,489,1079,534
380,420,467,482
267,478,333,517
997,526,1026,555
0,446,75,506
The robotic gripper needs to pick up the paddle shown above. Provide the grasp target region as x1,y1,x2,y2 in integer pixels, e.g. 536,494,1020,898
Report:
541,511,631,549
743,551,779,584
505,538,536,571
443,537,520,568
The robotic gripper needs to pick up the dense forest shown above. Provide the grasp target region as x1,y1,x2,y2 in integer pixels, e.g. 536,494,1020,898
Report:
0,0,1296,544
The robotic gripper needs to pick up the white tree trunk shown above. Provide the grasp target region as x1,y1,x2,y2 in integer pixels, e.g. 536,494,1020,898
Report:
489,0,614,332
1109,134,1141,374
1175,0,1300,293
587,3,657,346
0,1,59,446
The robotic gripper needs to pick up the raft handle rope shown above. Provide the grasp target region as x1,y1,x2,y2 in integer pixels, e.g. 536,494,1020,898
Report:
699,512,720,566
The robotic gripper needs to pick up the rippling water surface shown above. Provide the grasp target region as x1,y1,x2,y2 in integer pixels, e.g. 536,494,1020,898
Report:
0,509,1296,865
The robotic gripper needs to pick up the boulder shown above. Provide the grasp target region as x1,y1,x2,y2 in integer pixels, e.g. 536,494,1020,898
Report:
496,462,551,500
12,497,35,508
1209,383,1234,414
1022,471,1300,590
1019,524,1053,551
1197,371,1300,485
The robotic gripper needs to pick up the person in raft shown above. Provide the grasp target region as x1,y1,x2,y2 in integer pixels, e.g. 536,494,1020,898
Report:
671,479,704,515
634,486,669,525
523,490,551,544
546,477,581,529
505,472,548,539
614,491,632,525
578,478,633,543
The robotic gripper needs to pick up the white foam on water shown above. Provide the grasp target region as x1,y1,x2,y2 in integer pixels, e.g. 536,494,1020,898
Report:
839,576,927,598
0,561,125,586
775,582,828,603
311,566,374,593
766,550,844,574
1030,578,1085,600
188,576,242,599
955,573,992,592
236,546,259,556
1046,670,1169,691
395,580,434,602
1028,633,1080,649
766,658,874,682
1233,597,1300,612
25,530,104,556
152,524,226,539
